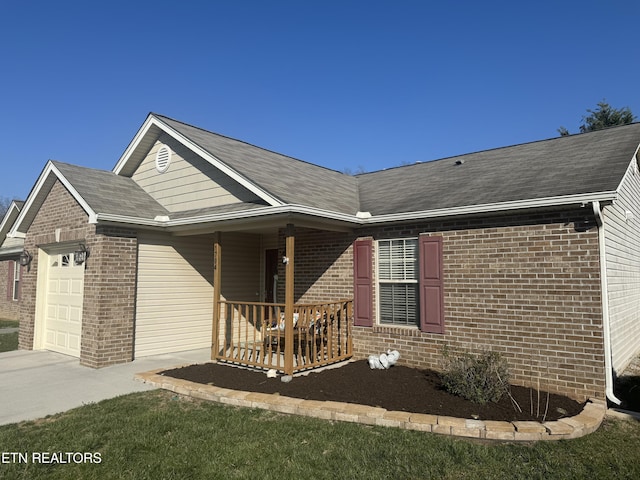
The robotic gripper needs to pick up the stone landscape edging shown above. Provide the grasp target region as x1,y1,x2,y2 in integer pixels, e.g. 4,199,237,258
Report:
134,368,606,442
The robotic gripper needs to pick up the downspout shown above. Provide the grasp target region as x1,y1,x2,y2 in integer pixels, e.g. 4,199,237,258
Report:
592,200,622,405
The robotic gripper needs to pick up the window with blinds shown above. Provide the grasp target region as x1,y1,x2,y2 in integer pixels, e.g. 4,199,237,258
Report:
378,238,418,326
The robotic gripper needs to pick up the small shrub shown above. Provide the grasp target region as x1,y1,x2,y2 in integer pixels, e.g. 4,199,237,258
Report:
440,348,510,404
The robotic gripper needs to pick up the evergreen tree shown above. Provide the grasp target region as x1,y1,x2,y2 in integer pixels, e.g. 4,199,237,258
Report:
558,100,635,136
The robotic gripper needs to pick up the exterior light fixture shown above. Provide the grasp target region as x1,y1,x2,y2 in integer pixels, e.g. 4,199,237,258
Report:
19,250,32,267
74,244,89,265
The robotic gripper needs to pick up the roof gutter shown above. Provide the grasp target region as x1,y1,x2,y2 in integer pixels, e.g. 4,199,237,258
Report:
0,245,24,259
167,204,359,227
92,213,170,228
592,200,622,406
93,192,620,230
93,204,361,230
363,191,618,224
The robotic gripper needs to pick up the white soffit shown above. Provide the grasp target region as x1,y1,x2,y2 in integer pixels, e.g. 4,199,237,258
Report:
0,202,21,237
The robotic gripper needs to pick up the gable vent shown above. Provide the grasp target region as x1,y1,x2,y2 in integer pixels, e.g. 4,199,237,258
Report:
155,145,172,173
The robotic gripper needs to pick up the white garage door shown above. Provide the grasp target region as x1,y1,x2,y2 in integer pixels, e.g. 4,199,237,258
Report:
43,252,84,357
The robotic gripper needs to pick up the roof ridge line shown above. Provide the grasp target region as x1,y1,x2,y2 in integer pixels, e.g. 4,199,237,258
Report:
152,113,354,177
356,122,640,177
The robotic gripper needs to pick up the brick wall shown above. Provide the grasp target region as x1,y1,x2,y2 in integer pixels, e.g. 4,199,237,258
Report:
298,210,605,401
278,228,353,304
0,259,20,320
80,225,137,367
19,181,94,352
19,181,138,367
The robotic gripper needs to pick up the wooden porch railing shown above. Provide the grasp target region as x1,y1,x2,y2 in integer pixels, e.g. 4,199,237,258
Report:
214,299,353,374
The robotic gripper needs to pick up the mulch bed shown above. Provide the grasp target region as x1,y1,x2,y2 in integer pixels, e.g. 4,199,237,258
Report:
161,360,585,422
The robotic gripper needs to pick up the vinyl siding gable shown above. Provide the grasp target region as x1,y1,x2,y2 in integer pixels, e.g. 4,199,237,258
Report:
132,136,263,213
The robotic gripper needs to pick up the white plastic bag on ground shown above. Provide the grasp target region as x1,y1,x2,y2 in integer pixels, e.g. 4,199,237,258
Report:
368,355,383,369
368,350,400,369
386,350,400,366
379,353,389,369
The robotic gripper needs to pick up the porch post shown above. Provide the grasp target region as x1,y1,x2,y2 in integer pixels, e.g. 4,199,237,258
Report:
284,224,295,375
211,231,222,360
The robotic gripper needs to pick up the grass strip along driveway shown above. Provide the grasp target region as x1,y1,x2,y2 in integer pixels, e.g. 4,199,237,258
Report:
0,390,639,479
0,319,18,353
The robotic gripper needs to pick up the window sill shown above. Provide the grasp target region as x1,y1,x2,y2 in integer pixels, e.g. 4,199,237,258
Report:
365,324,446,337
372,324,423,337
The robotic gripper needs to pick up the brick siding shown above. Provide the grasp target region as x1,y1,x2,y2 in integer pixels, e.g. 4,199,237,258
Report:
278,228,353,304
80,225,137,367
17,180,606,398
297,210,605,401
19,181,138,367
0,259,21,320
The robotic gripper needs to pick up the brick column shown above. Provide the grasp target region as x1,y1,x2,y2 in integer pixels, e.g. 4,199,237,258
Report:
80,226,138,368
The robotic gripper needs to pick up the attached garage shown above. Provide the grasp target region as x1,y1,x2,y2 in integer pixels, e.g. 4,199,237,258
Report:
35,249,85,357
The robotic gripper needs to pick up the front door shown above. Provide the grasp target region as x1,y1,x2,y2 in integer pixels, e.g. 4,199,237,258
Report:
264,249,278,304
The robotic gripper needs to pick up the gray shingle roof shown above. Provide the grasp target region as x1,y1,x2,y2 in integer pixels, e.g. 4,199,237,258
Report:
53,161,168,219
155,115,360,215
49,117,640,227
356,123,640,215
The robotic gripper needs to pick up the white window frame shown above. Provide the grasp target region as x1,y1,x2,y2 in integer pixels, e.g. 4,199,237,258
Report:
12,261,20,301
377,237,419,327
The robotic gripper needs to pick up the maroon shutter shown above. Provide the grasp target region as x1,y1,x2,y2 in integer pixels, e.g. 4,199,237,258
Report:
419,235,444,334
353,238,373,327
7,260,15,301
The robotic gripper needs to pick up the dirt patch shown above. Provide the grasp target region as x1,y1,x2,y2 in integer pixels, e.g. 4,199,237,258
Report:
161,360,585,422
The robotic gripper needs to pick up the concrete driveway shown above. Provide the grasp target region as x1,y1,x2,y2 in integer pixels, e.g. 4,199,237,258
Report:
0,348,210,426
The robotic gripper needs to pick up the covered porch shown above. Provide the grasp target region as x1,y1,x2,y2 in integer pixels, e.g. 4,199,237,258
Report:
208,223,354,375
215,299,352,374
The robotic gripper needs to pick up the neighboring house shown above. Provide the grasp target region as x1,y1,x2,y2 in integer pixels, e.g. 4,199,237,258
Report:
7,113,640,404
0,200,25,320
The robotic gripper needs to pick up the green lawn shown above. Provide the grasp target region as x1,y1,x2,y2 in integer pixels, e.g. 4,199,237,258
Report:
0,319,19,329
0,390,639,479
0,319,18,352
0,331,18,352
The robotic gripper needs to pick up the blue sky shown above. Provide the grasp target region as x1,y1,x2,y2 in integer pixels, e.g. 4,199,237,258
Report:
1,0,639,201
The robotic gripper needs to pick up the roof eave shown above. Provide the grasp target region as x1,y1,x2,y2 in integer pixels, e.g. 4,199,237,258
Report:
10,162,98,236
0,202,23,241
92,191,616,233
94,204,361,233
0,244,25,259
362,191,618,224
